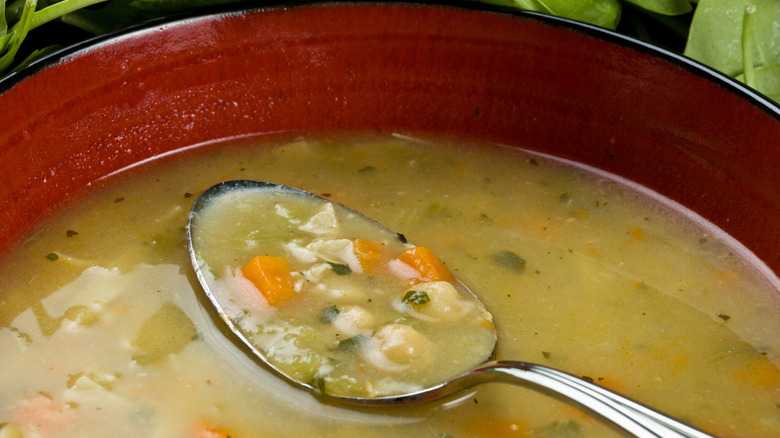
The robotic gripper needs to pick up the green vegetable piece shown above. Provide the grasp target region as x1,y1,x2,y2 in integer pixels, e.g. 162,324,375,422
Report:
536,420,584,437
513,0,621,30
624,0,691,15
314,373,363,396
315,376,327,394
492,250,527,273
328,262,352,275
337,334,368,352
45,252,59,261
319,304,341,323
0,0,36,73
131,302,197,365
736,63,780,101
402,290,431,305
685,0,780,77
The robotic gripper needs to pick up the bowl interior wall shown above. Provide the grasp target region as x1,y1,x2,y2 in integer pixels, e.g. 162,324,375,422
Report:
0,3,778,274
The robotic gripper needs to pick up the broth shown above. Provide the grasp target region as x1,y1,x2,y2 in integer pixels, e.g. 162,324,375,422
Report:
0,135,778,437
189,184,496,398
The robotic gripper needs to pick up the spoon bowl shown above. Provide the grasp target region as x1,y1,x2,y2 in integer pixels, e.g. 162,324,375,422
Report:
186,180,714,438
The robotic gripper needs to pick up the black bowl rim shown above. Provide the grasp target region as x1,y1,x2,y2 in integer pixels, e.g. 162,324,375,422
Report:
1,0,780,123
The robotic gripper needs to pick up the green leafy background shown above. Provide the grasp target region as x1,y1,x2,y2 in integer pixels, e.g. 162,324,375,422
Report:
1,0,778,103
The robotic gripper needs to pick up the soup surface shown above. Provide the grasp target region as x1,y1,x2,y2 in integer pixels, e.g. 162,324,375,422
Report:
0,135,779,437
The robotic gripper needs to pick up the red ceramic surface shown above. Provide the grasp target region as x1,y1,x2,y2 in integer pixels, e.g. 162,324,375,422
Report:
0,3,778,276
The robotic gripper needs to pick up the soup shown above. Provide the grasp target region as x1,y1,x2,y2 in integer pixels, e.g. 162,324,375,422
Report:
189,182,496,398
0,136,778,437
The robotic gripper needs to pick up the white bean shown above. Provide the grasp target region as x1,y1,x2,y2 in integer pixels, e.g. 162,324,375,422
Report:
364,324,434,372
331,305,376,337
404,281,473,321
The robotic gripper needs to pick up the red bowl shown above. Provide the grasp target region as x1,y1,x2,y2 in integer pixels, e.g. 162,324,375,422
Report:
0,2,778,277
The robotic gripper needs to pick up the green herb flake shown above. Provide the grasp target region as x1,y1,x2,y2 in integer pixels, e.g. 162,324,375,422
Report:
492,250,526,273
328,262,352,275
559,192,571,203
337,334,367,352
358,165,377,174
402,290,431,305
315,376,327,394
45,252,59,261
536,420,584,437
319,305,341,323
65,230,78,237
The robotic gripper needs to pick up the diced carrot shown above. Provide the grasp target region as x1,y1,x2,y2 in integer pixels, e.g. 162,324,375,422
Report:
629,227,643,241
11,394,74,436
241,255,296,306
713,268,740,284
734,358,780,389
191,421,233,438
352,238,386,273
396,246,455,282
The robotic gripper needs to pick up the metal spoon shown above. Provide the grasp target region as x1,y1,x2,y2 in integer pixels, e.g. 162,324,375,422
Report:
186,180,714,438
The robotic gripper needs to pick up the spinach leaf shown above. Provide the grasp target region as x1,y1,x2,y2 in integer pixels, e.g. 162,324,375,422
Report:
736,63,780,101
0,0,110,75
0,0,35,72
513,0,622,29
59,0,158,35
684,0,780,77
625,0,691,15
1,0,7,37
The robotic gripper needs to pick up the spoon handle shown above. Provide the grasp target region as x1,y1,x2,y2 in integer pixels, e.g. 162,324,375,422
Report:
458,360,714,438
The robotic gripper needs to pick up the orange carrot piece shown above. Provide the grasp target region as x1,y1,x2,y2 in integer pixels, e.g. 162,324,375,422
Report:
11,394,74,436
241,255,296,306
397,246,455,282
734,358,780,389
191,421,233,438
353,238,386,273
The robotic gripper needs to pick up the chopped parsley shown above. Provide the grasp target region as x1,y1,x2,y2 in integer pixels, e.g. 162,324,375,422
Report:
337,334,367,352
402,290,431,305
492,250,526,273
328,262,352,275
319,305,341,323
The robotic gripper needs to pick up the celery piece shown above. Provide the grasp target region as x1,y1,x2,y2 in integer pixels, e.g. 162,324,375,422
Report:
131,302,197,365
